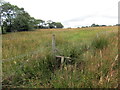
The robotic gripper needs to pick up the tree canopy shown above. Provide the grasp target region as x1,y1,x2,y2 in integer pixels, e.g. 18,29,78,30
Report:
0,1,64,34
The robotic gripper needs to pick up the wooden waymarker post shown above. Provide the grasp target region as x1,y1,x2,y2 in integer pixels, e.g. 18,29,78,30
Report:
52,34,71,69
61,56,64,64
52,34,56,59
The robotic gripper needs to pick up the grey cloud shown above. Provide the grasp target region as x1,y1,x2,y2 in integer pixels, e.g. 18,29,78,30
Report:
63,15,94,23
63,15,117,23
62,14,117,28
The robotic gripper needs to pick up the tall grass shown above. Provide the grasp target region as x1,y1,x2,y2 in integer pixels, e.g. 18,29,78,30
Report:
91,34,109,50
2,26,118,88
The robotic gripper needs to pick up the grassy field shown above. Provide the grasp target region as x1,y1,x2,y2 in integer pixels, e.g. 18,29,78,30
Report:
2,26,118,88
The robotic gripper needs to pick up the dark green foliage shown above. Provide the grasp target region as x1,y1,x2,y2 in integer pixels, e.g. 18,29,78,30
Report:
91,23,99,27
46,20,64,29
12,13,34,31
54,22,64,28
0,2,36,33
0,2,64,34
91,23,107,27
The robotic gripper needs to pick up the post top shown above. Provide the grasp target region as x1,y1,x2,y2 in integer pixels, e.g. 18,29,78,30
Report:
52,34,55,36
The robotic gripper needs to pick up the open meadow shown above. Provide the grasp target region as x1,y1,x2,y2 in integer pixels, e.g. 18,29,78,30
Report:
2,26,118,88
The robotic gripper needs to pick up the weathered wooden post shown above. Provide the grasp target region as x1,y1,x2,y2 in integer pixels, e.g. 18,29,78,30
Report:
52,34,56,59
52,34,71,69
61,56,64,64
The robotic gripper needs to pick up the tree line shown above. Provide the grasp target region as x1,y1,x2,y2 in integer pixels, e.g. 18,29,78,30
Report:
0,1,64,34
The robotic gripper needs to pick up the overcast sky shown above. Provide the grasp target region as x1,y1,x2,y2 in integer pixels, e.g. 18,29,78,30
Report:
4,0,119,28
